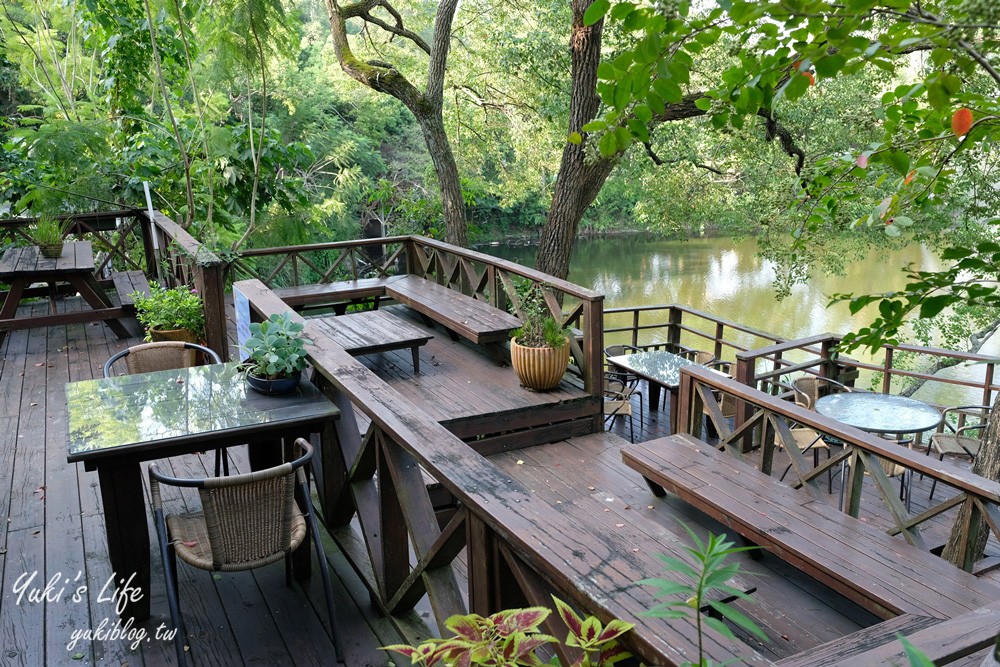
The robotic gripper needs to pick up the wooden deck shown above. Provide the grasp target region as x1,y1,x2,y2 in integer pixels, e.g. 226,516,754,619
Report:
0,299,404,666
5,293,1000,665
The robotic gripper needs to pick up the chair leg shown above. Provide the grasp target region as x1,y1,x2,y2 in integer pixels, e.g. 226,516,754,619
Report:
628,413,635,443
929,453,945,501
301,488,343,662
156,510,189,666
214,448,230,477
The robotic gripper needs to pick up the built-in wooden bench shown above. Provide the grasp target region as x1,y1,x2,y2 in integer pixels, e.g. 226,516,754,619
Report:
622,433,1000,622
273,276,400,314
112,270,151,312
385,274,521,345
775,599,1000,666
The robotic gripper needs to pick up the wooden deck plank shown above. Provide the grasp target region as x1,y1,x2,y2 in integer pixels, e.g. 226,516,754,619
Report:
0,297,398,666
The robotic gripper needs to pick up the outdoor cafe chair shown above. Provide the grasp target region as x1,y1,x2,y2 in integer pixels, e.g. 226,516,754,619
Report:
604,345,644,422
149,438,341,666
928,405,991,500
104,341,229,474
604,371,636,442
103,341,221,377
790,375,857,410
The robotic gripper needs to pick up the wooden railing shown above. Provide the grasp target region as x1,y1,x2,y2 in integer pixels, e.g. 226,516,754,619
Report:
677,365,1000,571
735,334,1000,409
236,279,763,666
227,236,606,395
606,305,1000,411
603,304,786,361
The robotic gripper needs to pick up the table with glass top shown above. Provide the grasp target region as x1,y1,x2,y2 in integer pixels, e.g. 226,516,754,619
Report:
66,362,339,620
606,350,702,433
814,392,942,435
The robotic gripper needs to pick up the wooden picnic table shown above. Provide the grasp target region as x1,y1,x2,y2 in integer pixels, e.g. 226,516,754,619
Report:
0,241,131,343
309,309,433,373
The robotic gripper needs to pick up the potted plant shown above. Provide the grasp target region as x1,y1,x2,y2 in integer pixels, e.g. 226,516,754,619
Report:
239,312,311,395
510,284,570,391
32,215,67,258
131,284,205,343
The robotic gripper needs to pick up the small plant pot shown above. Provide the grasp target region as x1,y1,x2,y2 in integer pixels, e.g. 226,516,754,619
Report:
149,326,199,343
245,370,302,396
38,243,64,259
510,337,570,391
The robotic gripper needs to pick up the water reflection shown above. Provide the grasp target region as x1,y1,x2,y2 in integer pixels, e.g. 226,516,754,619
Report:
484,236,996,405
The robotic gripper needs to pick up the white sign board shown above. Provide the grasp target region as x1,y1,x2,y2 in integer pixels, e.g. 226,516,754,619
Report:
233,286,251,362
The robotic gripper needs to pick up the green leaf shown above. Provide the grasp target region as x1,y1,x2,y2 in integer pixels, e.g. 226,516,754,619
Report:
634,104,653,123
918,295,954,319
567,132,582,145
694,97,712,111
884,150,910,175
627,118,650,142
597,61,616,80
814,54,845,78
609,2,635,20
581,120,607,133
583,0,611,26
652,79,682,104
598,131,618,156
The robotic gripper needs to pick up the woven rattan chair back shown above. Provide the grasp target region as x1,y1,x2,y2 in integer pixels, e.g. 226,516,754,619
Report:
197,464,301,570
103,341,222,378
125,342,197,374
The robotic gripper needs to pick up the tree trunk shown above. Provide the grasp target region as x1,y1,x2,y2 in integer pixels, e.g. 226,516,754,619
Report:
323,0,468,247
417,112,468,247
942,394,1000,568
535,0,614,281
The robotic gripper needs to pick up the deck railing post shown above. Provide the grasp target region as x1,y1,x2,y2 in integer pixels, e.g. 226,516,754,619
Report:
632,309,640,347
667,307,682,350
378,439,409,603
882,347,894,394
466,513,500,615
198,260,228,361
583,297,604,398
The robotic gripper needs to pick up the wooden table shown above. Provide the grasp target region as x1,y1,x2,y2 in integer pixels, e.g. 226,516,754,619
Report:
310,309,433,373
66,362,339,620
607,349,701,432
0,241,131,342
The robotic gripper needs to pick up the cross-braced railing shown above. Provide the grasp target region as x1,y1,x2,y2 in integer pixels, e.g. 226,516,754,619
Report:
678,366,1000,571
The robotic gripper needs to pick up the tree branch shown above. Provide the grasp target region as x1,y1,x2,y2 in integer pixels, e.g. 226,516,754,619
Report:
756,107,806,177
358,1,431,54
642,142,729,175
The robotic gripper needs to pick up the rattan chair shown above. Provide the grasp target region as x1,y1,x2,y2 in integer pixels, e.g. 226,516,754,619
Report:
104,341,228,474
604,345,644,422
103,341,221,377
790,375,856,410
604,372,636,442
150,439,341,666
928,405,990,500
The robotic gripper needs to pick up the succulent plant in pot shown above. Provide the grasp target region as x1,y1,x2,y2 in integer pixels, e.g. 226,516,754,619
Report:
239,312,311,395
32,215,68,258
132,284,205,343
510,284,571,391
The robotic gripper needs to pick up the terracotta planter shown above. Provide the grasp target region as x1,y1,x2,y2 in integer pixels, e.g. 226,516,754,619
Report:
38,243,64,259
510,337,570,391
149,326,199,343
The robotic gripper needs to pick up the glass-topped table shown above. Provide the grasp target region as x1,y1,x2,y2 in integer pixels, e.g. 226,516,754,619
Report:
66,362,339,620
815,392,942,435
606,350,702,432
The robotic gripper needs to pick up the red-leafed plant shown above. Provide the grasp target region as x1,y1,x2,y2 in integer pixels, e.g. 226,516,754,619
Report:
383,596,633,666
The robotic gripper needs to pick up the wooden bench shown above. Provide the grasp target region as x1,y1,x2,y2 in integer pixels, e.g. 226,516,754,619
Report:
775,600,1000,666
273,276,400,314
111,270,152,312
621,433,1000,622
385,274,521,345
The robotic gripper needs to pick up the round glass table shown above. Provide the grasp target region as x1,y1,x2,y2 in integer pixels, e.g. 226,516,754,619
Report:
815,392,942,434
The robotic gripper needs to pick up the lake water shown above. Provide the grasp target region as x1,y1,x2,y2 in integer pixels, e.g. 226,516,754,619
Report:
482,236,996,405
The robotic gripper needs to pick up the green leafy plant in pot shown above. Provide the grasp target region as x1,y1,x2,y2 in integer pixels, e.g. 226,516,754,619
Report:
510,283,571,391
131,284,205,343
32,215,67,258
239,312,311,395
